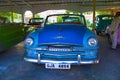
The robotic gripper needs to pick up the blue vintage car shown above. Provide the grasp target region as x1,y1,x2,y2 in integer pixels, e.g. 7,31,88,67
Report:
24,14,99,69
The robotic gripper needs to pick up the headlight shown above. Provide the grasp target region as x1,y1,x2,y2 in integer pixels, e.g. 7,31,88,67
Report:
88,38,98,47
25,37,33,46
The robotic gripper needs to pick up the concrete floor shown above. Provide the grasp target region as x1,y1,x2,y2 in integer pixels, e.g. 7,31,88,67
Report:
0,36,120,80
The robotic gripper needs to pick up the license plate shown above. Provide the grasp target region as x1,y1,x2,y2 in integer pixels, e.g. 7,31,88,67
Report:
45,63,71,69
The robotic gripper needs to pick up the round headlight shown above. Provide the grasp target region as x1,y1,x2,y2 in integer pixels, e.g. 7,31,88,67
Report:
88,38,98,47
25,37,33,46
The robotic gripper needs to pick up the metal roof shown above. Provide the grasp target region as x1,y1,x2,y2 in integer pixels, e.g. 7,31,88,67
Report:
0,0,120,14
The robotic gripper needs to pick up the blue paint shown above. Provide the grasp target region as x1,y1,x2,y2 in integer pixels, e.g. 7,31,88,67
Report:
0,66,8,71
38,24,87,45
24,17,99,65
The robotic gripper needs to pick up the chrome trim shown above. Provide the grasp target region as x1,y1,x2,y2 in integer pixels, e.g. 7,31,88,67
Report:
78,55,81,64
38,54,41,63
24,57,99,64
43,53,77,56
28,48,47,50
24,58,38,63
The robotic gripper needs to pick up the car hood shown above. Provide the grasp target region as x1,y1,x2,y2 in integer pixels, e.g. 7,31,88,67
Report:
38,24,87,45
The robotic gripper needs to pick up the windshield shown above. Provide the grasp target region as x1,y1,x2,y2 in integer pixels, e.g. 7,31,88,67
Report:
29,18,43,23
44,14,86,26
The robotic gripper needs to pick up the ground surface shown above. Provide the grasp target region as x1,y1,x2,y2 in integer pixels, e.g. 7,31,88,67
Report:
0,36,120,80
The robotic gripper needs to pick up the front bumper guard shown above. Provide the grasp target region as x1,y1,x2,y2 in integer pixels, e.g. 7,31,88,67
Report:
24,54,99,64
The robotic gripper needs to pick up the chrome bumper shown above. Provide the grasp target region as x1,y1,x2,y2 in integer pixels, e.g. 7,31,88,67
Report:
24,54,99,64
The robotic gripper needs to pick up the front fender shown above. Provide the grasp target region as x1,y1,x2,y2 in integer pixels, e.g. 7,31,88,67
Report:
83,30,99,49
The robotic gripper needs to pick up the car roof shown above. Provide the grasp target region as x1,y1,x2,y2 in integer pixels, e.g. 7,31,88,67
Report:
96,15,114,17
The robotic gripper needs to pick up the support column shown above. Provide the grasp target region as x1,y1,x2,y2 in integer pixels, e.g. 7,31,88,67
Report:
11,11,14,23
22,12,25,23
32,12,35,18
92,0,96,33
9,0,14,23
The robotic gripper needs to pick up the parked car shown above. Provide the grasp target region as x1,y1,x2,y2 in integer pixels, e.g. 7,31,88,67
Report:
0,16,27,52
24,14,99,69
27,18,44,30
95,15,114,35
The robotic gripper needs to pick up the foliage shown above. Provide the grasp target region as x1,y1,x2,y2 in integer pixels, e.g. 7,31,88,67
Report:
0,12,22,23
66,10,80,14
0,12,11,20
86,20,93,30
97,11,111,15
35,14,40,18
57,16,63,22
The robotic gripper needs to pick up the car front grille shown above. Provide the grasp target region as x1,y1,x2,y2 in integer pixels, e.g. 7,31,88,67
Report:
36,44,85,61
48,47,72,52
46,44,84,52
38,50,85,61
40,53,78,61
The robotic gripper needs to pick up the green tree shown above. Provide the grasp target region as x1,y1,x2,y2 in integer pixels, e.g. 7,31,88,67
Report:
97,11,111,15
35,14,40,18
0,12,11,21
57,16,63,22
0,12,22,23
66,10,80,14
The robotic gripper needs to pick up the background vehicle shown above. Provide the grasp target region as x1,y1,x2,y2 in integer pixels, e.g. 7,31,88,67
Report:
27,18,44,30
24,14,99,69
95,15,114,35
0,16,30,52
